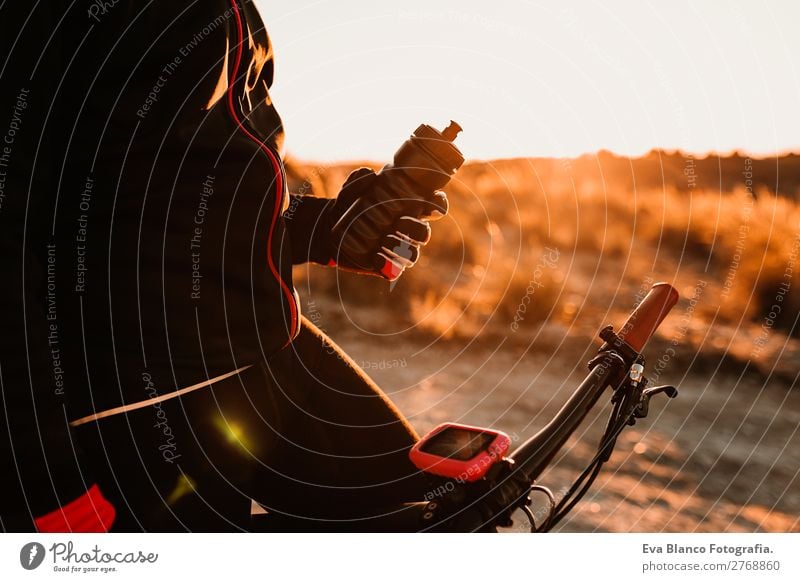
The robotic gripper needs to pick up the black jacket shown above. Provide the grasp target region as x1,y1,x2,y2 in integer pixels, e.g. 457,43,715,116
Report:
0,0,327,526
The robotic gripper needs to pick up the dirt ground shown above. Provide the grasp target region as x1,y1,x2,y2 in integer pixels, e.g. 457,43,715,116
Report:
329,324,800,533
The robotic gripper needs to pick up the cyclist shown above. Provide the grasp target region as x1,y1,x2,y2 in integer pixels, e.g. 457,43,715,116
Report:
0,1,447,531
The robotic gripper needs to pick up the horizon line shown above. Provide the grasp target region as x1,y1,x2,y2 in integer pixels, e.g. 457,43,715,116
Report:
285,146,800,165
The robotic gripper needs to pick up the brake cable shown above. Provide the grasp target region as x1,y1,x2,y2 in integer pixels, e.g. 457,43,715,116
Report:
520,359,678,533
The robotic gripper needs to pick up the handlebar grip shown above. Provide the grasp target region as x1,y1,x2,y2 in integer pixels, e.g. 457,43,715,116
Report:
617,283,680,352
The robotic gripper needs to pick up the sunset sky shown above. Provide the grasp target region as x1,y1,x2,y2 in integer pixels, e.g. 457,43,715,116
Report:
255,0,800,162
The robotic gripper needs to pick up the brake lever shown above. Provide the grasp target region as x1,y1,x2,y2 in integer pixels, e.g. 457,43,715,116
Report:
633,385,678,419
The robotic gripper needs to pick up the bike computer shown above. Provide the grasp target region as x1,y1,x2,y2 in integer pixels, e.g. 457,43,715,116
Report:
410,423,511,482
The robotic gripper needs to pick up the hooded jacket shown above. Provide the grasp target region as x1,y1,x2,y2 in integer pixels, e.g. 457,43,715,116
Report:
0,0,327,527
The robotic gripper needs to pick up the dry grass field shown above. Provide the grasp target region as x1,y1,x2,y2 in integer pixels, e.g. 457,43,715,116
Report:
287,150,800,532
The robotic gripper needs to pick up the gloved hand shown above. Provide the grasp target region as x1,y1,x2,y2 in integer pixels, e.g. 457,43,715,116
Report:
325,167,449,280
34,484,116,532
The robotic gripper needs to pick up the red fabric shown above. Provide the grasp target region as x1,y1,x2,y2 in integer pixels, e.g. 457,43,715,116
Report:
379,257,403,281
34,484,116,532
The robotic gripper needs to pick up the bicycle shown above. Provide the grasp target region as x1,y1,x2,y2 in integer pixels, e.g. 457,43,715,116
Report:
413,282,681,532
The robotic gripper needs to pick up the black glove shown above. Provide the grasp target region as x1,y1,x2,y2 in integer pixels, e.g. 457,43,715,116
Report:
325,167,449,280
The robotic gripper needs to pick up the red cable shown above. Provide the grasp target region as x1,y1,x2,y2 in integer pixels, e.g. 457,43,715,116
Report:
226,0,298,346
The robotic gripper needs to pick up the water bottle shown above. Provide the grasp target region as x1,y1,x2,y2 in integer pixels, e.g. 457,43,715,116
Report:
330,121,465,278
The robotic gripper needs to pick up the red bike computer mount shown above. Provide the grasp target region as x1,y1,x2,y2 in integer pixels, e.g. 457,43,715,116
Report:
410,423,511,482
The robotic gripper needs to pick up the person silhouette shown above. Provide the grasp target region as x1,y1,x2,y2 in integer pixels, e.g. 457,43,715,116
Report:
1,0,449,531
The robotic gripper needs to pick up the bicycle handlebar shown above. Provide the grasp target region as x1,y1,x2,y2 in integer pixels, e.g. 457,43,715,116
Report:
468,283,682,531
397,284,682,532
617,282,680,352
